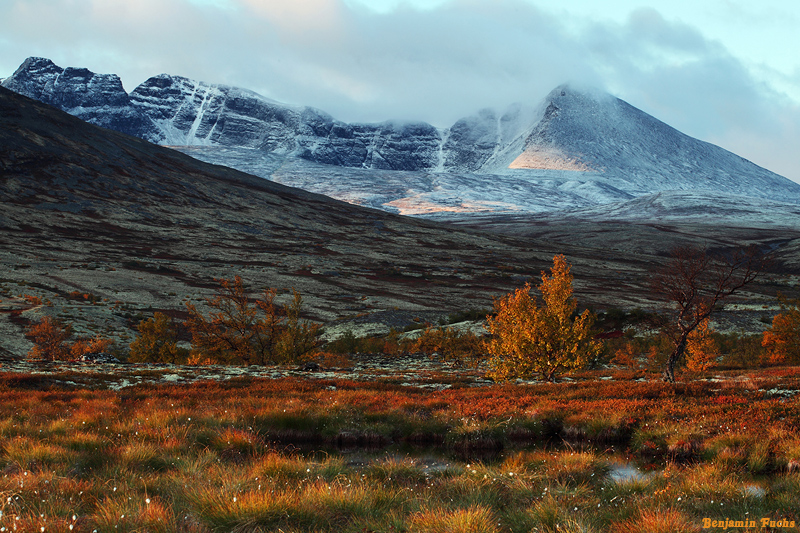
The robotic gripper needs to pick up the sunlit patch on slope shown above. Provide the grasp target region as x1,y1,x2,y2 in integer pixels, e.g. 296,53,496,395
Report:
508,146,595,171
383,196,525,216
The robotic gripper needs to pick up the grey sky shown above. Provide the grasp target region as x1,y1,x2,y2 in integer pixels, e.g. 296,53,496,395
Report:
2,0,799,184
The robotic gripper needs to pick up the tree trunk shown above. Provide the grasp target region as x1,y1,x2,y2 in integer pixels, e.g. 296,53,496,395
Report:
663,334,689,383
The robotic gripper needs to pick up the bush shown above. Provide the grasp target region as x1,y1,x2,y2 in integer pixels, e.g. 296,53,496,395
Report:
26,316,72,361
325,330,398,355
407,326,484,366
71,336,114,358
186,277,320,365
27,317,115,361
762,295,800,365
716,332,764,369
485,255,601,382
129,312,188,364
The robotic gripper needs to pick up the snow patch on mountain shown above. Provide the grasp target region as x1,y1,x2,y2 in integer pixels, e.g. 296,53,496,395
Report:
170,146,627,217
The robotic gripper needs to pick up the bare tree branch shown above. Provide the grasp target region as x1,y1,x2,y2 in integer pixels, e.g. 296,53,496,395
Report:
652,245,769,382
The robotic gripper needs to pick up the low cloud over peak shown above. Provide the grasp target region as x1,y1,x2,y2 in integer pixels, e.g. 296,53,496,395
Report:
1,0,798,182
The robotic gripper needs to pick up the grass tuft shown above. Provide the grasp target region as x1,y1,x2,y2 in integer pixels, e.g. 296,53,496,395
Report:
411,504,500,533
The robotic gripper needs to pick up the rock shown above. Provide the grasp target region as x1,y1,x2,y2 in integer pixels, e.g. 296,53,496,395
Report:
130,74,302,150
79,352,121,364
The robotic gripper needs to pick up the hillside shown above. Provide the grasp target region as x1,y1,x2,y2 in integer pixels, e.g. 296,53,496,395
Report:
0,86,565,355
2,84,799,358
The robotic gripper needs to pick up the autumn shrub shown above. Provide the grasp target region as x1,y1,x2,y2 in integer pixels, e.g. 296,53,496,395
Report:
26,316,116,362
485,255,601,382
129,312,187,363
186,277,319,365
685,318,719,372
610,342,641,369
26,316,73,361
643,335,673,372
71,335,114,358
21,293,44,306
273,289,320,362
716,332,764,368
326,329,360,353
325,330,397,354
762,295,800,365
407,325,484,365
608,329,766,372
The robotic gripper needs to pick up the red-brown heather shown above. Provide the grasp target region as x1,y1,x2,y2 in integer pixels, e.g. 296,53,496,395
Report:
1,368,799,531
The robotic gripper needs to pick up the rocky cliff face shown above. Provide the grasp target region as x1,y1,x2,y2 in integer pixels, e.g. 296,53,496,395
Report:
1,57,518,173
2,57,162,142
130,74,303,151
129,74,447,170
441,103,541,173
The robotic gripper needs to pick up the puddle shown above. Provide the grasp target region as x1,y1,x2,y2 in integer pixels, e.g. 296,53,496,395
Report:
743,484,766,498
343,452,457,474
285,440,505,467
608,461,652,484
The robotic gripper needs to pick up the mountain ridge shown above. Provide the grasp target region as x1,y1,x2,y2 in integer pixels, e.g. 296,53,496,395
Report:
4,56,800,216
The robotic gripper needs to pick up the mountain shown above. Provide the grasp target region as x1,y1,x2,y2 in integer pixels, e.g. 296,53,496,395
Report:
4,57,800,220
505,86,799,200
3,58,447,171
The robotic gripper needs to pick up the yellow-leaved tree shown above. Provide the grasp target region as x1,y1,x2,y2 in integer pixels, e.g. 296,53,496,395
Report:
485,254,600,382
129,312,187,364
685,318,719,372
26,316,72,361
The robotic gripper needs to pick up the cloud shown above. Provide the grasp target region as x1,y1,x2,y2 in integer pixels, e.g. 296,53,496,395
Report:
569,8,800,182
239,0,349,40
1,0,798,182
